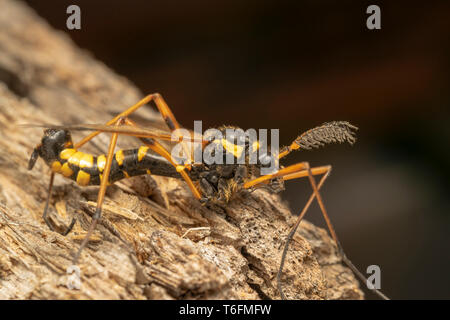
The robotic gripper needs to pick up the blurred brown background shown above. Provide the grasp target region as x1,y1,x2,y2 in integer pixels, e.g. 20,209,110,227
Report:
23,0,450,299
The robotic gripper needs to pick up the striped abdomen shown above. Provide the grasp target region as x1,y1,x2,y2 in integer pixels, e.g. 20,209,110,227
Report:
50,146,181,186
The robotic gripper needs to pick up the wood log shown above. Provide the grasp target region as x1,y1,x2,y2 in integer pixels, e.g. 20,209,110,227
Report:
0,0,363,300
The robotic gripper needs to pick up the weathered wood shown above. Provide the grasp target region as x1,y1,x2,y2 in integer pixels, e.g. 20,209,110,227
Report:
0,0,363,300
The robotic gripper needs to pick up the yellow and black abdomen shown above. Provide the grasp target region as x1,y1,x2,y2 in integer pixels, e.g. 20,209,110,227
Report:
50,147,182,186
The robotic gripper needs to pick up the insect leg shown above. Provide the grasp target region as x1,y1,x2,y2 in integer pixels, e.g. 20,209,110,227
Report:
42,173,76,235
73,117,125,264
65,94,201,198
73,93,193,166
122,117,202,199
243,162,310,189
74,94,159,149
276,164,330,299
276,163,389,300
149,93,194,166
36,97,155,234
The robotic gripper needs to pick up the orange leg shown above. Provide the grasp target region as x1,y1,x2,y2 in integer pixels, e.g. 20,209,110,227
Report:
243,163,310,189
39,94,202,259
123,118,201,199
75,93,184,143
73,121,202,263
75,93,193,164
41,95,158,232
73,94,200,197
149,93,192,163
245,163,389,300
73,117,125,264
283,165,388,300
41,94,187,234
68,94,200,197
74,94,155,149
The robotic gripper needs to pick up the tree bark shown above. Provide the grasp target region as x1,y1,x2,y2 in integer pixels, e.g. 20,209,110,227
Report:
0,0,363,300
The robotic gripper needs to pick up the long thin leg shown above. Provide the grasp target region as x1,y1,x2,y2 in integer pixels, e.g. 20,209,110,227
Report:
75,93,192,165
42,172,76,235
39,90,140,233
243,162,310,189
73,117,125,264
276,166,330,299
41,94,201,240
71,95,200,198
149,93,193,166
245,163,389,300
42,172,55,230
73,114,203,263
74,94,158,149
123,118,201,199
290,164,389,300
